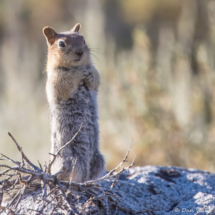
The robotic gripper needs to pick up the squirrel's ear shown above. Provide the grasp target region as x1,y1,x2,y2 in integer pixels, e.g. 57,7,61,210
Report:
71,23,81,33
43,26,57,45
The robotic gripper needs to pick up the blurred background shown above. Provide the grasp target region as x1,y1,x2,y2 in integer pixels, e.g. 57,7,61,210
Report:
1,0,215,172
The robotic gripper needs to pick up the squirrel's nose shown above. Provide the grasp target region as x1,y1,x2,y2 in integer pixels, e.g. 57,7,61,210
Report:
74,47,84,56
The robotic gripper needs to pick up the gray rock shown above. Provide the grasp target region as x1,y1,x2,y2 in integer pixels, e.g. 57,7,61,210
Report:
2,166,215,214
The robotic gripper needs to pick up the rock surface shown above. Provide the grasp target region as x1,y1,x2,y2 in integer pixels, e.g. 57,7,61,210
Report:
110,166,215,215
3,166,215,214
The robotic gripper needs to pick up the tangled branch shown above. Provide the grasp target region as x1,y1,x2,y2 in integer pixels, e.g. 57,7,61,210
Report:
0,132,152,214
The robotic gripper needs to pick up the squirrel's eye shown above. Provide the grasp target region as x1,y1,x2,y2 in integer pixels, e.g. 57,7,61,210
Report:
58,41,65,48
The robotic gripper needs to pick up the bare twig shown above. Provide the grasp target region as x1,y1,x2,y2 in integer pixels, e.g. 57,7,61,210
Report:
57,184,77,215
49,199,61,215
194,205,207,215
110,162,136,190
38,189,59,214
14,185,26,209
41,179,47,199
108,142,132,176
101,187,109,215
1,154,20,167
81,145,135,186
38,160,44,172
111,175,119,189
70,158,77,181
8,132,41,172
8,185,24,207
0,206,15,215
0,185,3,206
0,165,40,177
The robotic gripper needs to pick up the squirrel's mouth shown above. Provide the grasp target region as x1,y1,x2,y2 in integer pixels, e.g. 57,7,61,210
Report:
73,56,84,62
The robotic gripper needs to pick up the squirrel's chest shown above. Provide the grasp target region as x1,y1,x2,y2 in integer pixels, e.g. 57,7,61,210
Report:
46,72,78,102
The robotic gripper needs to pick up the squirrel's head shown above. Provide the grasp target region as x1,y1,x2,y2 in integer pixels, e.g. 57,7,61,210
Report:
43,23,90,69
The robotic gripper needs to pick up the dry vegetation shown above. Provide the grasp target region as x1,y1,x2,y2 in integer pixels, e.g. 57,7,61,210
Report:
0,0,215,173
0,132,147,214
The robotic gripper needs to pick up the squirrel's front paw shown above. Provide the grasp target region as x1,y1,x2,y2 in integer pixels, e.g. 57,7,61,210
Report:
83,70,94,88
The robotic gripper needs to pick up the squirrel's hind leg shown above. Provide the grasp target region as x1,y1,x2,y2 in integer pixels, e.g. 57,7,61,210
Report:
69,147,90,183
89,152,105,180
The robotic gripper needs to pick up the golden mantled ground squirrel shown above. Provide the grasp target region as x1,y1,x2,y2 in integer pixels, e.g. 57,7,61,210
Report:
43,23,105,182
